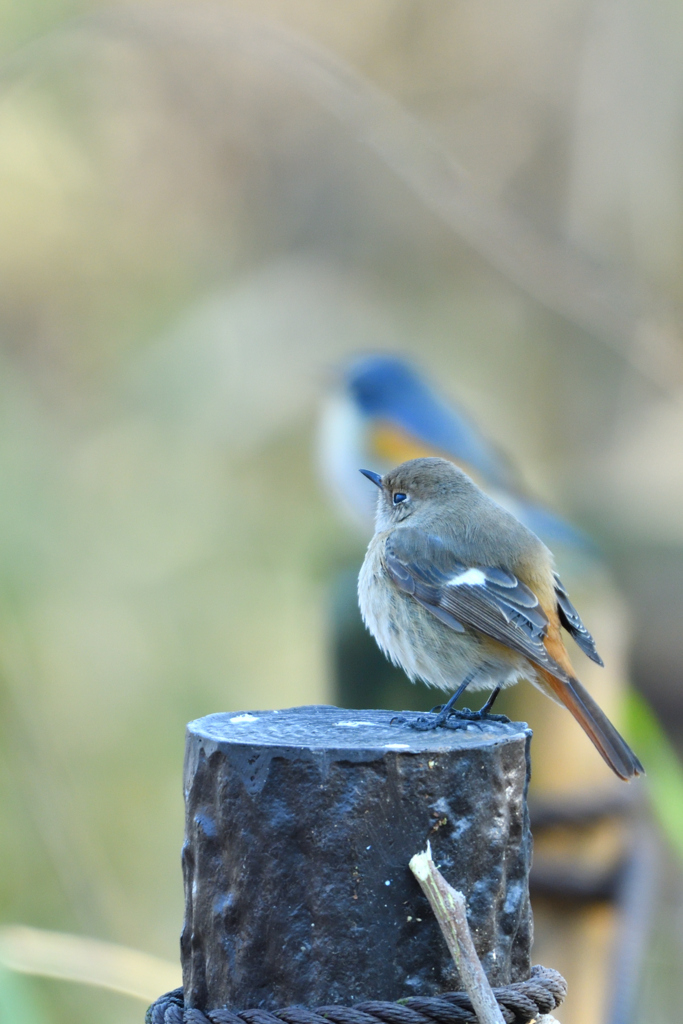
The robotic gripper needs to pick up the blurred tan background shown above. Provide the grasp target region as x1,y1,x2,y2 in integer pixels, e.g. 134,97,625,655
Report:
1,1,683,1021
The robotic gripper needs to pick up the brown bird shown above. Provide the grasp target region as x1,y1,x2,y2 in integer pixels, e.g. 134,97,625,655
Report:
358,457,643,780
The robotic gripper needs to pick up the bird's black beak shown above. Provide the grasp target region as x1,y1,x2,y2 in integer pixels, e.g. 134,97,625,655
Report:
360,468,383,488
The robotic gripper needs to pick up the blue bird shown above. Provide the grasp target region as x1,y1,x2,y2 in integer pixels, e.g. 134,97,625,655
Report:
319,354,592,554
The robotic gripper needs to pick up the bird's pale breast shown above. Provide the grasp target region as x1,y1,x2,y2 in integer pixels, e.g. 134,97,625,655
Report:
358,533,530,692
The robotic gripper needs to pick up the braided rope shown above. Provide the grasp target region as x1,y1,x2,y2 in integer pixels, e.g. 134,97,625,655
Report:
146,965,566,1024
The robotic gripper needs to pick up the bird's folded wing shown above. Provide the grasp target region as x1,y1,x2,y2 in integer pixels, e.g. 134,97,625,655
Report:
553,572,604,665
384,529,569,678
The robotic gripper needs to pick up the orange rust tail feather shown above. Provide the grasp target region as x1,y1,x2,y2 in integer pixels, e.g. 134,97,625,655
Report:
538,625,644,781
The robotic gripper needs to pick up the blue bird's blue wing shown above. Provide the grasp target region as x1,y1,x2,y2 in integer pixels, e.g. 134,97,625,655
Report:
347,355,515,489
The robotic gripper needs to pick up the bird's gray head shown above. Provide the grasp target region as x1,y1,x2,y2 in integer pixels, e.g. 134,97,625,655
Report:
360,457,474,531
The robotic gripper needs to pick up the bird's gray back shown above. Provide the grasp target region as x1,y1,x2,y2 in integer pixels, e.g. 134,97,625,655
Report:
407,479,551,577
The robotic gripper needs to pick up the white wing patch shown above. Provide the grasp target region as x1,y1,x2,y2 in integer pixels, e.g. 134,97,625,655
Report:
448,567,487,587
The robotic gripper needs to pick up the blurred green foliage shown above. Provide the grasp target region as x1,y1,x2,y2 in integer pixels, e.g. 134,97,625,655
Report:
626,689,683,863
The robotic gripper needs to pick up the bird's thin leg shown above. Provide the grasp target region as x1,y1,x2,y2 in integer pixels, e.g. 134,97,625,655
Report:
478,684,502,715
429,673,476,726
454,682,510,727
392,673,476,731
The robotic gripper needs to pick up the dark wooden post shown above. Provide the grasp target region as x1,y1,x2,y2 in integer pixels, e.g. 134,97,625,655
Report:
181,706,533,1013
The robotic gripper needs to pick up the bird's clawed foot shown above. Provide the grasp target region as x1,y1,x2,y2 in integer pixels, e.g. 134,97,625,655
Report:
389,712,445,732
391,681,509,732
443,707,510,728
390,706,510,732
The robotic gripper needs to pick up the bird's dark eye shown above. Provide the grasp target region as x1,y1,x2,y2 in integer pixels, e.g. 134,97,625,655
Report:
393,492,407,505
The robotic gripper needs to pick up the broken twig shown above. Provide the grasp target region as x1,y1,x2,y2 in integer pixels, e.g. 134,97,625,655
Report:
409,843,506,1024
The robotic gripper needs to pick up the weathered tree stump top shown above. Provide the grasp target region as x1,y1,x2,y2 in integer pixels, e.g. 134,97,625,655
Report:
186,704,527,761
182,705,532,1012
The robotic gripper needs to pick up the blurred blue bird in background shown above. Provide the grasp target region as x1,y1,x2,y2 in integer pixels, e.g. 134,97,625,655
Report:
318,353,592,554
